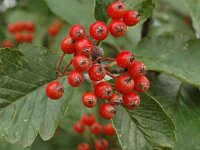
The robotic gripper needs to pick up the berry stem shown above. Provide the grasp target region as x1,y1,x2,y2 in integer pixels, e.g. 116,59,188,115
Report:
101,57,116,62
105,61,117,68
56,53,65,73
105,70,117,79
61,59,73,74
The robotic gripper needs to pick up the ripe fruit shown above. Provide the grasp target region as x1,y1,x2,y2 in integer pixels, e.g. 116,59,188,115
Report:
82,113,96,126
68,70,84,87
115,74,134,94
123,92,140,110
24,32,34,42
107,1,126,19
16,21,25,31
109,20,127,37
90,122,103,135
61,36,76,54
82,92,97,108
134,76,150,93
128,60,146,79
74,121,85,134
77,142,90,150
91,46,104,60
123,10,140,26
94,82,113,99
72,55,90,72
104,123,115,136
116,50,135,68
70,24,86,40
88,64,106,81
7,23,17,33
46,81,64,100
75,38,94,56
48,25,60,37
15,32,24,43
25,21,35,31
94,139,109,150
89,21,108,41
108,93,123,106
99,104,117,120
2,40,13,48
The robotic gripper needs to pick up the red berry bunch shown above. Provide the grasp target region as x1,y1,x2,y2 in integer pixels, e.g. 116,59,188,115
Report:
0,39,13,48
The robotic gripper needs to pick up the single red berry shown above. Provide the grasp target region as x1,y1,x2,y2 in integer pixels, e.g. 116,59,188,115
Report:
94,139,108,150
90,122,103,135
7,23,17,33
69,24,86,40
2,40,13,48
24,32,34,43
68,70,84,87
77,142,90,150
134,76,150,93
25,21,35,31
123,10,140,26
75,38,94,56
99,104,116,120
107,1,126,19
88,64,106,81
104,123,115,136
46,80,64,100
94,82,113,100
115,74,134,94
74,121,85,134
15,32,24,43
109,20,127,37
15,21,25,32
82,113,96,126
123,92,140,110
108,93,123,106
48,25,60,37
61,36,76,54
72,55,90,72
82,92,97,108
89,21,108,41
116,50,135,68
128,60,146,79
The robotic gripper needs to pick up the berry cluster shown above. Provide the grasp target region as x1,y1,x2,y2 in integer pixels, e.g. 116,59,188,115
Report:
0,39,13,48
74,113,115,150
46,1,150,120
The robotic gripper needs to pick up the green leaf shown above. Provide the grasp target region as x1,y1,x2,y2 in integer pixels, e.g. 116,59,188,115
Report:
112,94,175,150
134,33,200,87
0,44,76,147
0,139,30,150
149,73,200,150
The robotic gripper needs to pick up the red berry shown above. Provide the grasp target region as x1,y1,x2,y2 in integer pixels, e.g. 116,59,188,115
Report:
46,81,64,100
68,70,84,87
115,74,134,94
128,60,146,79
61,36,76,54
69,24,86,40
104,123,115,136
109,20,127,37
77,142,90,150
107,1,126,19
99,104,116,120
75,38,94,56
94,139,108,150
90,122,103,135
82,92,97,108
15,32,24,43
116,50,135,68
94,82,113,100
88,64,106,81
15,21,25,32
134,76,150,93
89,21,108,41
82,113,96,126
24,32,34,43
72,55,90,72
48,25,60,37
123,92,140,110
7,23,17,33
2,40,13,48
123,10,140,26
74,121,85,134
108,93,123,106
25,21,35,31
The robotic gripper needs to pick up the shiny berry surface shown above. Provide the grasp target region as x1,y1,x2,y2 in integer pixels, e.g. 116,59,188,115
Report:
123,92,140,110
68,70,84,87
123,10,140,26
46,81,64,100
72,55,90,72
116,50,135,68
128,60,146,79
61,36,76,54
90,122,103,135
82,92,97,108
134,76,150,93
99,104,116,120
69,24,86,40
94,82,113,100
82,113,96,126
88,64,106,81
90,21,108,41
109,20,127,37
107,1,126,19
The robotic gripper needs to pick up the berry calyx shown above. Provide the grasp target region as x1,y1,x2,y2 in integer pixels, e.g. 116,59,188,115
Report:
68,70,84,87
82,113,96,126
46,81,64,100
89,21,109,41
108,93,123,106
123,10,140,26
70,24,86,40
88,64,106,81
123,91,140,110
72,55,90,72
61,36,76,54
128,60,146,79
77,142,90,150
74,121,85,134
90,122,103,135
75,38,94,56
82,92,97,108
99,104,117,120
107,1,126,19
116,50,135,68
104,123,115,136
94,82,113,99
109,20,127,37
134,76,150,93
94,139,109,150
